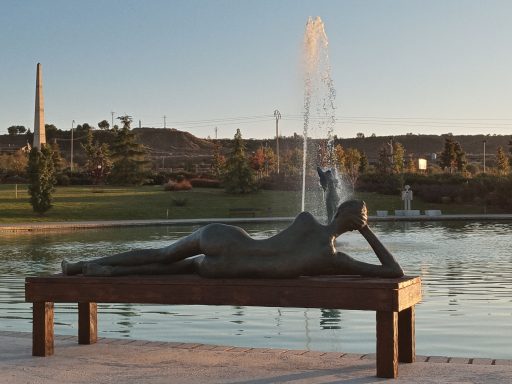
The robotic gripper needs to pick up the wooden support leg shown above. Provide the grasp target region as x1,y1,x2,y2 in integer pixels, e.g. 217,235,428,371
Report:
78,302,97,344
376,311,398,378
398,306,416,363
33,302,54,356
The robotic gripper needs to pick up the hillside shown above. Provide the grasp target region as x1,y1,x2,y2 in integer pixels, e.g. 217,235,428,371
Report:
1,128,510,168
334,134,510,162
133,128,216,154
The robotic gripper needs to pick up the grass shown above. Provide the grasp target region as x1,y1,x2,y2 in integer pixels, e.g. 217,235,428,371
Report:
0,184,498,224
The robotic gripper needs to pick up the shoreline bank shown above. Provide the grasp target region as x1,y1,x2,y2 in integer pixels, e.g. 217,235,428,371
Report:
1,214,511,232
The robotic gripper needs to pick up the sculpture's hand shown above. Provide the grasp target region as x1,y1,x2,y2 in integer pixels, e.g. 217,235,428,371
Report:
336,200,368,232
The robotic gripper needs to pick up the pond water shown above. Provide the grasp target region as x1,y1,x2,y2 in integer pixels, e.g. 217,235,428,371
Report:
1,221,511,358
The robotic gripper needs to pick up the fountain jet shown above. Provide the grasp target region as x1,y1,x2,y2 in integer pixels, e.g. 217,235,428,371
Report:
302,17,337,213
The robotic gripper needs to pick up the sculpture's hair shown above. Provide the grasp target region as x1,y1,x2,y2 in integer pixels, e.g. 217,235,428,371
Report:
334,200,366,219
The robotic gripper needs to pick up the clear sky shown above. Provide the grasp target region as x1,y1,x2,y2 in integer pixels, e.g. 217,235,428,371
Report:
2,0,512,139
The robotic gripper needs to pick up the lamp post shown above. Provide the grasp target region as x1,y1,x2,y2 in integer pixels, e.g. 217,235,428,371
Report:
70,120,75,172
483,139,487,174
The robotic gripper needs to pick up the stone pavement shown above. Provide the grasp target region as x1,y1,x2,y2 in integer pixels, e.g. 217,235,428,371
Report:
1,332,511,384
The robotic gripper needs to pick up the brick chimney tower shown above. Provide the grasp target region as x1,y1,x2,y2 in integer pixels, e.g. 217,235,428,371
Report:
33,63,46,149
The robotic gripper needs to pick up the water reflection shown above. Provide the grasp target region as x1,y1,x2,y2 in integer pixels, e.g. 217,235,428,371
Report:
319,309,342,330
1,221,511,358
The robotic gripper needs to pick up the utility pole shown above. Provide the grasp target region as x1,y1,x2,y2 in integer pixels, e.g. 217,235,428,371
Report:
111,111,115,128
163,115,167,128
274,109,281,174
70,120,75,172
388,137,394,171
483,139,487,173
215,126,218,140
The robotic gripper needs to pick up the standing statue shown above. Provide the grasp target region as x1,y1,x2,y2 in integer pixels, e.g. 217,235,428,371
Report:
62,200,404,278
317,166,340,223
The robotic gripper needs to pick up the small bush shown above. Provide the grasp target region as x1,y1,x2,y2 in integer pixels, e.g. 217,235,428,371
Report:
164,179,192,191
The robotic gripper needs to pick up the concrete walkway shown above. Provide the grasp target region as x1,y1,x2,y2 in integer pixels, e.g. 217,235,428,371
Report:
1,214,511,232
1,332,511,384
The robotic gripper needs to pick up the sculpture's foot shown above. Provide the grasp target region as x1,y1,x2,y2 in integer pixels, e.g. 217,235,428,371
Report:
83,263,113,277
62,259,84,275
61,259,69,275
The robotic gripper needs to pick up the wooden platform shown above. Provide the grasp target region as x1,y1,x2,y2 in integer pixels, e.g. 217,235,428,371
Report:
25,274,422,378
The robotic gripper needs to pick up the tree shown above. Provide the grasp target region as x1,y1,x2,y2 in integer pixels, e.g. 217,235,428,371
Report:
496,146,510,175
359,151,369,174
0,149,28,175
109,115,149,185
75,123,92,140
281,148,303,177
263,146,277,176
439,137,458,173
249,145,277,178
342,148,361,192
211,142,226,178
82,130,112,184
97,120,110,131
334,144,345,170
7,125,26,135
454,141,467,173
406,155,417,173
377,145,392,174
27,145,57,214
250,146,266,179
49,141,64,173
356,132,365,139
223,129,256,193
44,124,58,140
392,142,405,174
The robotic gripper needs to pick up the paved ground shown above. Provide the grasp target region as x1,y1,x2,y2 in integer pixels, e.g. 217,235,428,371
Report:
1,332,511,384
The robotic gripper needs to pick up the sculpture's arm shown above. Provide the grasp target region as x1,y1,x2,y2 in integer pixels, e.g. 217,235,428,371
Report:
358,225,404,277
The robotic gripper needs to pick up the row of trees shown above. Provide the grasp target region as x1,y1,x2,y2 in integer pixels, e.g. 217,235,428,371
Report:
25,116,149,214
437,136,511,176
213,130,371,194
215,132,512,195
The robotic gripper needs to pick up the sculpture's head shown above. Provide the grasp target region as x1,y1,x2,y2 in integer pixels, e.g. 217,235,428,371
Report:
332,199,368,233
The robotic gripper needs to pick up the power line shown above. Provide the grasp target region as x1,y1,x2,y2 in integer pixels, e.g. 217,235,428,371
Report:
283,114,512,122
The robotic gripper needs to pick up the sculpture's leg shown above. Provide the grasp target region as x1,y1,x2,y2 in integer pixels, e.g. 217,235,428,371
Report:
89,231,202,268
398,306,415,363
78,302,97,344
33,301,54,356
83,258,200,277
376,311,398,378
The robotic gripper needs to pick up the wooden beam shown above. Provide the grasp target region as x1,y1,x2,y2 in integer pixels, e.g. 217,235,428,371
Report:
33,302,54,356
376,311,398,378
26,275,422,312
398,306,415,363
78,302,97,344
